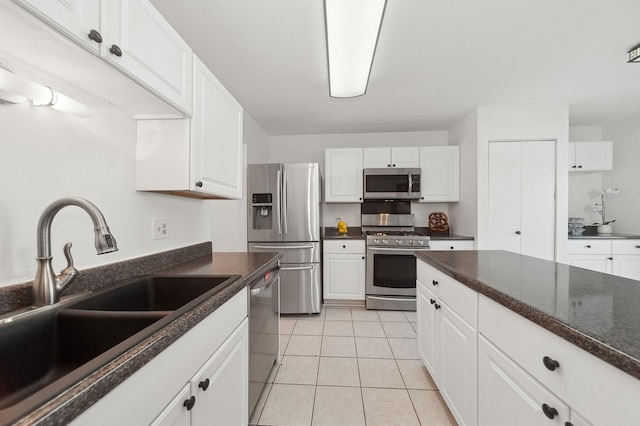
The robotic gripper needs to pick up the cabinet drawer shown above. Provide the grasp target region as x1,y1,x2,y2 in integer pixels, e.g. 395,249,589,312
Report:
567,239,610,255
417,260,446,297
417,261,477,327
611,239,640,255
479,295,640,425
429,240,474,251
324,240,365,254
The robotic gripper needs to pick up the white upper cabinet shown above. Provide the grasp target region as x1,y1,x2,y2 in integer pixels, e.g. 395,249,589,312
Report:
568,142,613,172
363,147,420,168
102,0,193,115
136,55,243,200
14,0,103,54
419,146,460,202
190,56,243,199
13,0,193,115
325,148,364,203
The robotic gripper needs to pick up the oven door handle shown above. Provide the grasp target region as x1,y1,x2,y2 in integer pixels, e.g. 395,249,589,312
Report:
368,247,431,251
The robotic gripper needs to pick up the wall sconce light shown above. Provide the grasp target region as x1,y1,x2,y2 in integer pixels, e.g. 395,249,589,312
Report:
628,43,640,63
324,0,387,98
0,66,90,117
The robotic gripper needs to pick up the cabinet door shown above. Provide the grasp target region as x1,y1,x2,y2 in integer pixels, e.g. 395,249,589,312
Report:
151,385,192,426
391,147,420,168
363,147,391,168
190,319,248,426
478,336,569,426
488,142,522,254
325,148,364,202
324,253,366,300
419,146,460,202
520,141,555,261
568,255,612,274
611,255,640,281
440,303,477,426
568,142,577,169
14,0,102,54
102,0,193,114
191,56,243,199
417,281,439,381
574,142,612,172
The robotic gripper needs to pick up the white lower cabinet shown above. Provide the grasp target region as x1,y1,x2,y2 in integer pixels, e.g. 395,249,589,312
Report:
323,240,366,300
71,288,249,426
567,239,640,280
153,318,249,426
478,336,570,425
417,259,640,426
417,261,477,426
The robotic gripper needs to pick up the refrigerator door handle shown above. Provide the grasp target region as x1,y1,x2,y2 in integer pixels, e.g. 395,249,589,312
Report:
276,169,282,235
280,265,315,271
282,169,288,234
252,244,315,250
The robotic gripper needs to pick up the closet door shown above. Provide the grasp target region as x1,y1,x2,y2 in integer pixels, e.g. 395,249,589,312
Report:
488,142,523,255
488,141,556,261
520,141,555,261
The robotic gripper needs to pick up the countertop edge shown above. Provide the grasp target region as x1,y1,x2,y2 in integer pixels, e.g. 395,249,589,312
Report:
17,252,282,426
415,252,640,381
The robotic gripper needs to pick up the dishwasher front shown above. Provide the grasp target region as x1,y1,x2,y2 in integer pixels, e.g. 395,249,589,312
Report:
248,265,280,419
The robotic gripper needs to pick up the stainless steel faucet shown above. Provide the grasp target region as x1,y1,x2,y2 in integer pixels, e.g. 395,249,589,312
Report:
33,197,118,306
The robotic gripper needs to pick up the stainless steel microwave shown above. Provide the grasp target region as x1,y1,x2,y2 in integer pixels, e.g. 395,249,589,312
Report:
363,168,421,200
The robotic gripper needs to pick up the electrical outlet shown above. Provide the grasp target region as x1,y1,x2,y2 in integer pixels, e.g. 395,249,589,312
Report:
152,218,169,240
334,216,342,222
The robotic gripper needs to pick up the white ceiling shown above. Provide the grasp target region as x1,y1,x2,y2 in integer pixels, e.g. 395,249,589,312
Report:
150,0,640,136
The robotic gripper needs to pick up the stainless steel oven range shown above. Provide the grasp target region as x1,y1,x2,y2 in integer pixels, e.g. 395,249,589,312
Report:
362,202,430,311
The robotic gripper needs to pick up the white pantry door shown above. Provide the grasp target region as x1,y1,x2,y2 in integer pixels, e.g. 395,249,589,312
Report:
488,141,556,261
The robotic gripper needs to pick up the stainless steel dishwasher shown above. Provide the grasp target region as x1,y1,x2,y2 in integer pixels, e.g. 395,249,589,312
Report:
248,265,280,418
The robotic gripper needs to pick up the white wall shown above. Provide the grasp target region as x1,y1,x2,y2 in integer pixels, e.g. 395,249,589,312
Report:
602,113,640,234
267,131,451,228
0,102,210,287
448,110,478,241
475,106,570,261
208,112,270,252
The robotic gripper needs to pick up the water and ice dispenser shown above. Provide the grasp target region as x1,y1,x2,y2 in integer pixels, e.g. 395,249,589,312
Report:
251,193,273,230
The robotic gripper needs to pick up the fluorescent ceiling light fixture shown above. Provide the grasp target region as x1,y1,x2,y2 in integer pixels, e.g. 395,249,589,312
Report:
324,0,387,98
0,66,90,117
628,43,640,63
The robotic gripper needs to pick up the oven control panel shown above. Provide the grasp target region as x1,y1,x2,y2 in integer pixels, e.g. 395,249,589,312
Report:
367,235,430,248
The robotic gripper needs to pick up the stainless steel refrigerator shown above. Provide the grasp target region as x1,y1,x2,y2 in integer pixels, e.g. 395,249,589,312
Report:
247,163,322,314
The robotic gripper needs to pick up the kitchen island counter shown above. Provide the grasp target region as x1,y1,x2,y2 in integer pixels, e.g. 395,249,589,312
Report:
5,247,281,426
416,250,640,380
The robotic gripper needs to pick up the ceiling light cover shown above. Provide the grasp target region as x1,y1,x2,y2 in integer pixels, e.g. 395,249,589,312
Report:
628,44,640,63
325,0,387,98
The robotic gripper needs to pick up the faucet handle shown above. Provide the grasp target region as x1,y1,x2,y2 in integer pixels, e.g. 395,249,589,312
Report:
57,242,78,292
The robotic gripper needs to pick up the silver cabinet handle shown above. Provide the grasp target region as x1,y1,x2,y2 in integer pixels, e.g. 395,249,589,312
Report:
282,169,288,235
280,265,314,271
253,244,315,250
276,169,282,235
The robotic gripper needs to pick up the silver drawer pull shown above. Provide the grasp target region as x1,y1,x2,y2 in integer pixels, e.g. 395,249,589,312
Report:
253,244,314,250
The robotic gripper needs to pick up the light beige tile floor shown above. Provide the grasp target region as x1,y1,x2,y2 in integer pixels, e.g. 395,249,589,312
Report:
251,306,457,425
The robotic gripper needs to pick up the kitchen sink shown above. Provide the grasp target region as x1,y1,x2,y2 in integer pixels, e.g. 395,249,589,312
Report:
0,274,239,425
67,275,237,312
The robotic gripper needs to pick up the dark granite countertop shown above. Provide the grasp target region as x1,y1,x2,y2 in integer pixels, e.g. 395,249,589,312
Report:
416,250,640,380
569,233,640,240
323,226,365,240
5,247,281,425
